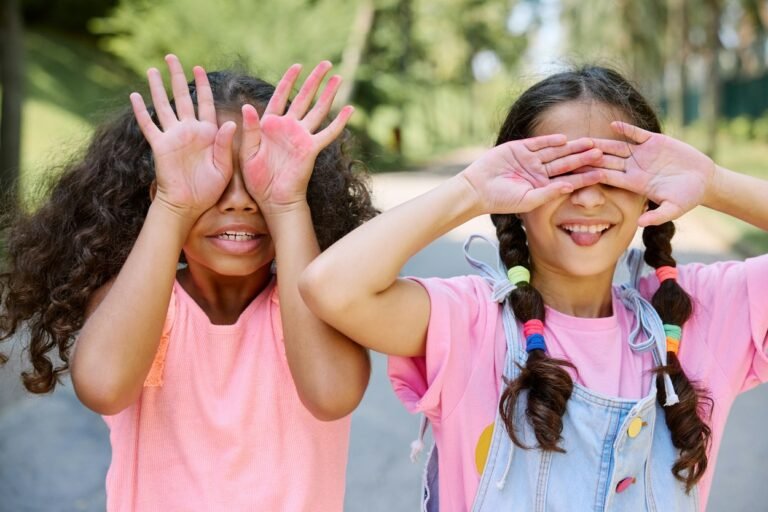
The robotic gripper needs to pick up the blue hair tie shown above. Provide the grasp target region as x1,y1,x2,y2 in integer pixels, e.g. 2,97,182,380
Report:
525,333,546,352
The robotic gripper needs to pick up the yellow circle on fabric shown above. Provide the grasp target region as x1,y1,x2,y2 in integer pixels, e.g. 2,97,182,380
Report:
475,423,495,475
627,417,644,438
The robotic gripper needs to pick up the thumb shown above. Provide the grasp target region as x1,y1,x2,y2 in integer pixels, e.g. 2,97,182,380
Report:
638,201,683,227
518,181,574,212
240,104,262,163
213,121,237,182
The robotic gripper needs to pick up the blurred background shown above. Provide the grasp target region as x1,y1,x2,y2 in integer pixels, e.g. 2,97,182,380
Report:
2,0,768,511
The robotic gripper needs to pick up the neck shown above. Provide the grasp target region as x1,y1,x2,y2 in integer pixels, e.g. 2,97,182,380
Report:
177,264,272,324
531,264,615,318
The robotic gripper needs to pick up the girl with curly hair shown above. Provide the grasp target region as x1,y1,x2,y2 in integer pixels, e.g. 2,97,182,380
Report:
301,67,768,511
1,54,376,510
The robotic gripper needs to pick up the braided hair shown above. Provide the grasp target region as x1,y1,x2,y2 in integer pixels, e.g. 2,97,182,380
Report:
492,66,712,491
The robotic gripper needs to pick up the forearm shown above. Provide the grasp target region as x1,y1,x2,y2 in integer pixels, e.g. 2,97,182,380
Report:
72,202,192,414
705,166,768,231
267,203,371,420
304,174,480,307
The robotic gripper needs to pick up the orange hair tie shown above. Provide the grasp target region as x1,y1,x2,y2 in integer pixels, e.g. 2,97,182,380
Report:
655,266,678,283
666,337,680,355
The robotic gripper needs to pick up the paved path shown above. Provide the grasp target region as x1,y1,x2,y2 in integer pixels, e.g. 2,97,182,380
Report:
1,165,766,511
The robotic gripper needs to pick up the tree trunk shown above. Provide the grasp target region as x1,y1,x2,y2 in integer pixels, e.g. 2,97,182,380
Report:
335,0,375,108
1,0,24,204
700,0,721,157
666,0,688,131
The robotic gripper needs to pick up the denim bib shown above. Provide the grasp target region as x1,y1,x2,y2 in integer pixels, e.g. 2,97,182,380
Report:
420,236,698,512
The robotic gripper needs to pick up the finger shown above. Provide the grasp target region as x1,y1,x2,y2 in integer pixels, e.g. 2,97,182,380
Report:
302,74,342,132
240,104,262,163
165,54,195,120
596,168,639,191
591,137,633,157
610,121,653,144
265,64,302,117
520,181,574,210
537,137,594,163
522,133,568,152
638,201,683,227
544,148,603,177
313,105,354,149
592,154,627,171
130,92,162,142
213,121,237,181
552,170,603,190
193,66,216,124
288,61,333,119
147,67,176,129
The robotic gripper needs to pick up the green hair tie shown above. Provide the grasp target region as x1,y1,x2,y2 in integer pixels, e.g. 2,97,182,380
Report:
507,266,531,286
663,324,682,340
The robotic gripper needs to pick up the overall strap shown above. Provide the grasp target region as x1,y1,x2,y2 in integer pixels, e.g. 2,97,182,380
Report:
620,248,679,406
463,234,525,375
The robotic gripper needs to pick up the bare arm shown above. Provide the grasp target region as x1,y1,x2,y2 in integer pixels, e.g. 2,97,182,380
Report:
705,165,768,231
239,63,373,420
72,55,236,414
301,136,604,357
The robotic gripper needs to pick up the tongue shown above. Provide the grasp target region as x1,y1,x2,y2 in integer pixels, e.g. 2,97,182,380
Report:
569,231,601,246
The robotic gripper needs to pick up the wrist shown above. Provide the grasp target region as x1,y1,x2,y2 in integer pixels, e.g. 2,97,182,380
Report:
453,172,488,218
147,201,198,242
702,164,728,210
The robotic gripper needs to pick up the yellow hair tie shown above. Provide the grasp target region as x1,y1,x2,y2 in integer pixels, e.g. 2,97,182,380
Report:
507,266,530,286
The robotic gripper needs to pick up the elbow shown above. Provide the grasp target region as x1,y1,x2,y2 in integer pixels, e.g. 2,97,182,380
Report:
299,260,353,321
71,368,134,416
303,386,368,422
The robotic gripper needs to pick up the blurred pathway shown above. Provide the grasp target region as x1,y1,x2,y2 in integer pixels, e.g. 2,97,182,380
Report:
1,159,766,511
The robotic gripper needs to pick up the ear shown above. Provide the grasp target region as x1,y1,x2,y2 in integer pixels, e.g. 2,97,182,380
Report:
149,180,158,202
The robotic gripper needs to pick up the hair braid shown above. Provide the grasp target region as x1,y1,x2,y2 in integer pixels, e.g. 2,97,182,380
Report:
494,214,575,452
643,217,713,492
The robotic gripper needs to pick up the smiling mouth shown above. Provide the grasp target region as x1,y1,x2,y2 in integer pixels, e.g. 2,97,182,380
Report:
215,232,261,241
558,223,614,247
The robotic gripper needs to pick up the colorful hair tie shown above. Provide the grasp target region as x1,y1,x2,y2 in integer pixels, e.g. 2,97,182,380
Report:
663,323,682,354
507,266,530,286
655,266,678,283
523,319,546,352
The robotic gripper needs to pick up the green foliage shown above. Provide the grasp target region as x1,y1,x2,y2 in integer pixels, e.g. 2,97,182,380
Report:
91,0,357,78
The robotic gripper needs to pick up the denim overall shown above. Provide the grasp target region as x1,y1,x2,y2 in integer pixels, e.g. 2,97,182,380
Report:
420,236,698,512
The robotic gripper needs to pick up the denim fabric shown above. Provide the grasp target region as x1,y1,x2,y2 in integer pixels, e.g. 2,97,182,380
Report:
421,240,698,512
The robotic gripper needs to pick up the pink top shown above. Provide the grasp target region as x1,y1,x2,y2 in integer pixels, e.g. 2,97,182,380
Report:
389,256,768,512
103,279,350,511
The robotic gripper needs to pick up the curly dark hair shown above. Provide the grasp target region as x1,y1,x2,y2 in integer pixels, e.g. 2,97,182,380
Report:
493,66,712,492
0,70,377,395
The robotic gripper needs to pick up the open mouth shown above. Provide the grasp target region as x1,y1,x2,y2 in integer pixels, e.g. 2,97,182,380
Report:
558,223,614,247
215,231,260,241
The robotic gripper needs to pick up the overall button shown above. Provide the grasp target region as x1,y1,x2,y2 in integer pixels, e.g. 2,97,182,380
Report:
616,477,636,493
627,417,645,438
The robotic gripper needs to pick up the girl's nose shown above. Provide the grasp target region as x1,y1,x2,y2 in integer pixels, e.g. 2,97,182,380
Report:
569,183,606,209
217,170,258,213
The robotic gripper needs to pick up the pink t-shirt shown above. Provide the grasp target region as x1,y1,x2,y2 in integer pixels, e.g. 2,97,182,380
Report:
389,256,768,512
103,279,350,511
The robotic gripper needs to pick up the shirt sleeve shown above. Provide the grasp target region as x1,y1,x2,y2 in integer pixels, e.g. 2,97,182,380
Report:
387,275,498,424
640,254,768,395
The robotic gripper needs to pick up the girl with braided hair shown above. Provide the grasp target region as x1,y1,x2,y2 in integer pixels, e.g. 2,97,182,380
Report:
1,55,375,510
301,66,768,511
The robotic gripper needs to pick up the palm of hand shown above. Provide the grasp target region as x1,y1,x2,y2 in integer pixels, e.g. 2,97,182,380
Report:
153,119,230,210
242,114,316,210
623,135,713,214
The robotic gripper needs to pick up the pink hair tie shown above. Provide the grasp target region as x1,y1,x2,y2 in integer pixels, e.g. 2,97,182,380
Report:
655,266,678,283
523,319,544,337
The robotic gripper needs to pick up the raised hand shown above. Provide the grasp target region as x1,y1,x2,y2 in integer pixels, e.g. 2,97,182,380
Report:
239,61,353,217
591,122,716,226
130,54,237,220
460,135,604,215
